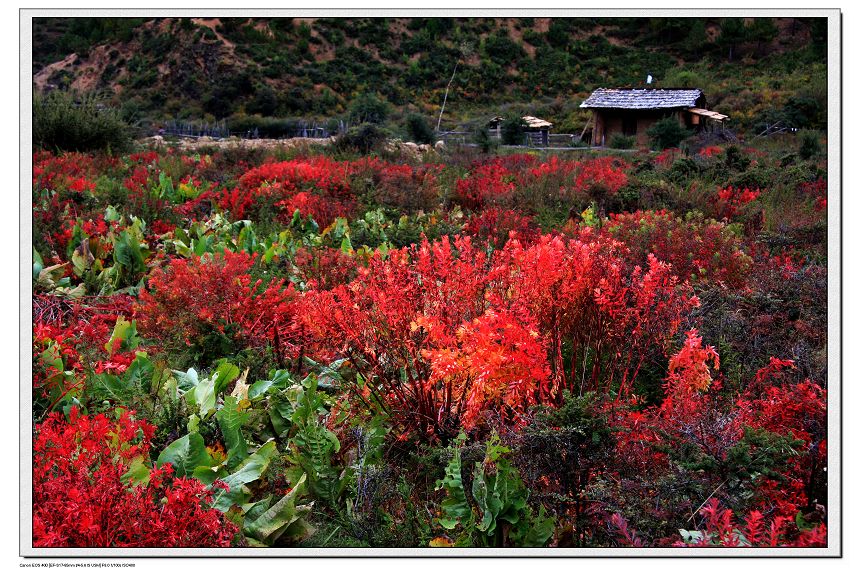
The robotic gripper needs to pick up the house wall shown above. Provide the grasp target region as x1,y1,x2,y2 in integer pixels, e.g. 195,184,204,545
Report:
592,109,687,147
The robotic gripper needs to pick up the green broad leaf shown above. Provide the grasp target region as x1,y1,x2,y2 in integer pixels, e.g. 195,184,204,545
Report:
173,367,199,391
216,396,250,471
519,506,555,547
71,239,95,277
173,226,190,245
104,205,120,222
104,316,140,354
210,441,278,512
123,354,152,391
192,235,214,256
242,495,274,524
37,263,68,289
679,529,704,544
436,446,472,530
186,414,200,434
472,466,500,534
190,374,217,418
213,361,240,395
262,244,277,265
796,511,814,531
92,373,129,402
32,247,44,280
156,432,213,477
113,230,145,275
340,235,353,254
243,474,310,544
121,455,152,486
248,370,294,400
192,465,225,485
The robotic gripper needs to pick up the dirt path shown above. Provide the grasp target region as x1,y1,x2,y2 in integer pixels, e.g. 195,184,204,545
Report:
33,53,78,90
191,18,235,49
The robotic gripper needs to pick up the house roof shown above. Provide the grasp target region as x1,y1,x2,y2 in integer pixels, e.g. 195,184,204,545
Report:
580,88,703,109
487,115,553,129
522,116,553,129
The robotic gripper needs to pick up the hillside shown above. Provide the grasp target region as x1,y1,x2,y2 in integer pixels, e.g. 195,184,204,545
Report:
32,16,827,134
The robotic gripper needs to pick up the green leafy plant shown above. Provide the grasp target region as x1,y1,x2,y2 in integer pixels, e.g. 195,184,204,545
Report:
435,432,555,547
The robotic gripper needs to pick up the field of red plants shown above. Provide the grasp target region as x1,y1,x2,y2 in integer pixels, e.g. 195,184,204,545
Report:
31,140,829,548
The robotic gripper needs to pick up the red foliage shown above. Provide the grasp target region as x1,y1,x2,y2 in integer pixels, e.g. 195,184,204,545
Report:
299,233,695,440
698,146,724,158
674,498,825,547
716,186,762,219
654,148,681,167
800,178,827,212
33,295,136,413
298,236,492,440
454,155,629,211
464,207,539,248
417,308,549,430
219,158,357,226
573,157,629,196
137,251,298,359
33,409,236,547
495,233,697,400
603,210,752,288
454,162,516,210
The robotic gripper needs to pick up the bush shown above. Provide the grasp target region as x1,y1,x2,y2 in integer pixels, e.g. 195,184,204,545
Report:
335,122,390,154
799,131,821,160
348,91,391,125
610,134,636,149
33,90,132,153
500,114,527,145
474,125,498,153
646,116,691,150
405,113,435,144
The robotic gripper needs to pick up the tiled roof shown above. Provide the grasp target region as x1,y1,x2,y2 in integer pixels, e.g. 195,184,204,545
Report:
580,88,703,109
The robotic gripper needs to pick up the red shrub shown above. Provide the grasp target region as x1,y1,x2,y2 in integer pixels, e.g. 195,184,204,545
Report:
137,251,298,358
464,207,539,248
574,157,629,196
220,158,357,226
603,210,753,288
454,162,516,210
674,498,825,547
716,186,762,219
33,409,236,547
299,232,696,440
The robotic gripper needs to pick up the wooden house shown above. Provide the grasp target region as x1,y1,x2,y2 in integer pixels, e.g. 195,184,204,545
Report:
487,115,554,146
579,88,729,147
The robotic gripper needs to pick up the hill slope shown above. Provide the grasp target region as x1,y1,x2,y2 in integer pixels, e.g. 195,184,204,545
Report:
32,16,827,133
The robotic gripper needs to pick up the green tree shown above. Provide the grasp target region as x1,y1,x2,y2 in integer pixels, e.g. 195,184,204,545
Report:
405,113,435,144
348,91,391,125
33,90,132,152
718,17,748,61
646,116,691,150
500,114,527,145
